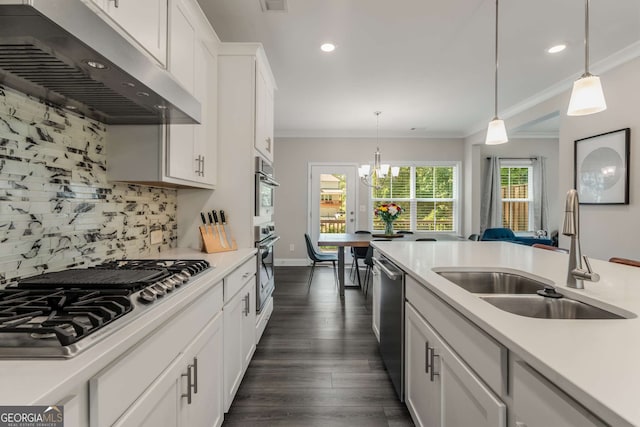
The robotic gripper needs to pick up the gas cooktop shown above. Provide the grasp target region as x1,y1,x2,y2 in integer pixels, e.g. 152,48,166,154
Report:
0,259,210,359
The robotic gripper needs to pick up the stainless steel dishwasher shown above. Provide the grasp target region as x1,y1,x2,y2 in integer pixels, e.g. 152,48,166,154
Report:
373,254,405,401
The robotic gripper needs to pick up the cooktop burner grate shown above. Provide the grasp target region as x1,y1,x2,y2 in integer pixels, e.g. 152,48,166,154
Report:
0,289,132,347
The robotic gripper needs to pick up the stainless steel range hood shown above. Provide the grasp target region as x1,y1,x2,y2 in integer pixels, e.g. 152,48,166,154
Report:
0,0,200,124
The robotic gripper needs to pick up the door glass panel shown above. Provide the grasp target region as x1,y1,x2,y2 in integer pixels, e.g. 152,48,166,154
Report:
318,173,346,251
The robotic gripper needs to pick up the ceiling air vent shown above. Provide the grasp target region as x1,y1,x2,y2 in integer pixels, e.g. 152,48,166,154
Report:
260,0,287,12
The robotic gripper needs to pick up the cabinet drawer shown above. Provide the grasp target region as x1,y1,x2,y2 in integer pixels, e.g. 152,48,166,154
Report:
512,360,606,427
406,275,507,396
224,257,256,303
90,283,223,427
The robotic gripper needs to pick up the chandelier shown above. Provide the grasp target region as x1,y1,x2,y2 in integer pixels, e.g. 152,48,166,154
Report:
358,111,400,189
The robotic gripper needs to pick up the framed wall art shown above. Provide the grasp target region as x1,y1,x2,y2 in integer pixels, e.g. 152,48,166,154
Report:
574,128,630,204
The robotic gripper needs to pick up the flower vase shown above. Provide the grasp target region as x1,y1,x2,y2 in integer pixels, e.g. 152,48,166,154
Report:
384,220,395,236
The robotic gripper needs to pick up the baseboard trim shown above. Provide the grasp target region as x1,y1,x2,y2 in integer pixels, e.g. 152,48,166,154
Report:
275,258,311,267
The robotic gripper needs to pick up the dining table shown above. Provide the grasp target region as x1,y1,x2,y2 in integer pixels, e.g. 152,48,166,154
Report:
317,232,464,296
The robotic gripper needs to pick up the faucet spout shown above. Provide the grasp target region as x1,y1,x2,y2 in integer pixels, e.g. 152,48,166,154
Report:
562,189,599,288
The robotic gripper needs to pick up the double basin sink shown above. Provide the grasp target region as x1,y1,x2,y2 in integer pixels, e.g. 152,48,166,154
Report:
436,270,628,319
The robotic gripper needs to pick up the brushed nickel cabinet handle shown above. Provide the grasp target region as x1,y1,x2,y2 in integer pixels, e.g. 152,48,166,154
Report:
181,364,193,404
192,357,198,394
425,341,429,373
430,348,440,382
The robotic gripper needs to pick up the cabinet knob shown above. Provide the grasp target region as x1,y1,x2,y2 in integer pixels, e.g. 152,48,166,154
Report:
109,0,119,7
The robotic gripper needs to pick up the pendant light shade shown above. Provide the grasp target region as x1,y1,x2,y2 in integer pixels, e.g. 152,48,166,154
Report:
486,0,508,145
567,0,607,116
567,74,607,116
485,118,508,145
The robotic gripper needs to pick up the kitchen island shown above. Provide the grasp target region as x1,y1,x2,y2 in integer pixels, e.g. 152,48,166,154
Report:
372,240,640,426
0,248,256,426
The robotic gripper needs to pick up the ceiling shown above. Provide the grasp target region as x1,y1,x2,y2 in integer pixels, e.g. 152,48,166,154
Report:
198,0,640,138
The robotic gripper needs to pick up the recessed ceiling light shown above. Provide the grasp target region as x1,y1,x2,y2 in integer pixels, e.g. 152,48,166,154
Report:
547,44,567,54
65,105,77,110
320,43,335,53
155,104,167,110
136,91,150,97
85,60,107,69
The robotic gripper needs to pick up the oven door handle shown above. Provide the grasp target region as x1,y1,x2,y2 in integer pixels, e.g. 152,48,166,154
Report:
258,172,280,187
259,236,281,249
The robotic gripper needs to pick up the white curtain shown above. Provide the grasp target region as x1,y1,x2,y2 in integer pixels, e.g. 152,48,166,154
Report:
532,156,549,231
480,156,502,232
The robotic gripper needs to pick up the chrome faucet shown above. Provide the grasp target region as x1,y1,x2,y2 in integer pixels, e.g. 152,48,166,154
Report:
562,189,600,289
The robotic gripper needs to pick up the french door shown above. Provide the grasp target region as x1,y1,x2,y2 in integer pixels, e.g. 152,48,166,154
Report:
308,164,358,252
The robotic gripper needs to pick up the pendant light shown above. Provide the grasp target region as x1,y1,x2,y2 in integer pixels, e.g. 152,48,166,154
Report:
567,0,607,116
485,0,508,145
358,112,399,189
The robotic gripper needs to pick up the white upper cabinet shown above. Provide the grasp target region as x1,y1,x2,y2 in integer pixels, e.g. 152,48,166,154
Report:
90,0,168,66
254,59,275,162
168,0,196,94
167,39,217,186
107,0,219,189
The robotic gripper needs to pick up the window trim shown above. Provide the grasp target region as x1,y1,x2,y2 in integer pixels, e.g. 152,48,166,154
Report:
368,161,461,233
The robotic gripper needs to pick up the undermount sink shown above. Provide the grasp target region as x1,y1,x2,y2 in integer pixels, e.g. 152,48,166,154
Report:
437,271,547,294
480,295,625,320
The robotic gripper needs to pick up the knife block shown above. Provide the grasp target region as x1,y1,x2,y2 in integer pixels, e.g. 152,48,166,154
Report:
199,225,238,253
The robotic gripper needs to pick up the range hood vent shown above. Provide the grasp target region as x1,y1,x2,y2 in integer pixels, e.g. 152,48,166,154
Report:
0,1,200,125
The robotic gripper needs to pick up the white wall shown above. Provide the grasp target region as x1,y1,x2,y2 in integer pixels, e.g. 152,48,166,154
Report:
465,56,640,261
273,137,465,263
558,57,640,260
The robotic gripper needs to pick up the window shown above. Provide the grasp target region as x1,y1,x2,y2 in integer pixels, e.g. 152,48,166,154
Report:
370,164,459,232
500,163,533,231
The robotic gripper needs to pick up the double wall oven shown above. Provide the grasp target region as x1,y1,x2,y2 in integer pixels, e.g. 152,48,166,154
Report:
254,157,280,313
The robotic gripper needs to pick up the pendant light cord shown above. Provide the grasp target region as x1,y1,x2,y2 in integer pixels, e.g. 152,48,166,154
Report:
584,0,590,76
493,0,499,119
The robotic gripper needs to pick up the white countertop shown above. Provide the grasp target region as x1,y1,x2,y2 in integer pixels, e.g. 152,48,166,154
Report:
372,241,640,427
0,247,256,405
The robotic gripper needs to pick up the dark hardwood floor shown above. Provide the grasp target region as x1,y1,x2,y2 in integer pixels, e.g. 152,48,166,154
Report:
224,266,415,426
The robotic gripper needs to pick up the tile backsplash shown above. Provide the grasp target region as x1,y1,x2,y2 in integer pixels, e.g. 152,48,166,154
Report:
0,86,177,284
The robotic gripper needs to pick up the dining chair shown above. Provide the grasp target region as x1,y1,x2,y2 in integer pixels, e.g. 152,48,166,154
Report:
362,239,392,297
532,243,568,253
350,230,371,287
304,233,338,289
467,234,481,241
609,257,640,268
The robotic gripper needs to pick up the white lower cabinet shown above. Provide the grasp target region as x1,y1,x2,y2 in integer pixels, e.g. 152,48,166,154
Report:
90,283,224,427
223,258,257,411
512,359,606,427
113,313,223,427
405,303,506,427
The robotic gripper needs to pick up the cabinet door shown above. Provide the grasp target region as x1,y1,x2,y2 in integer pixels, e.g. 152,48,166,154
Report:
254,60,274,161
193,41,218,186
241,279,257,368
223,286,245,411
169,0,196,93
405,303,441,427
112,354,185,427
104,0,168,65
405,303,506,427
512,360,607,427
185,312,224,427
